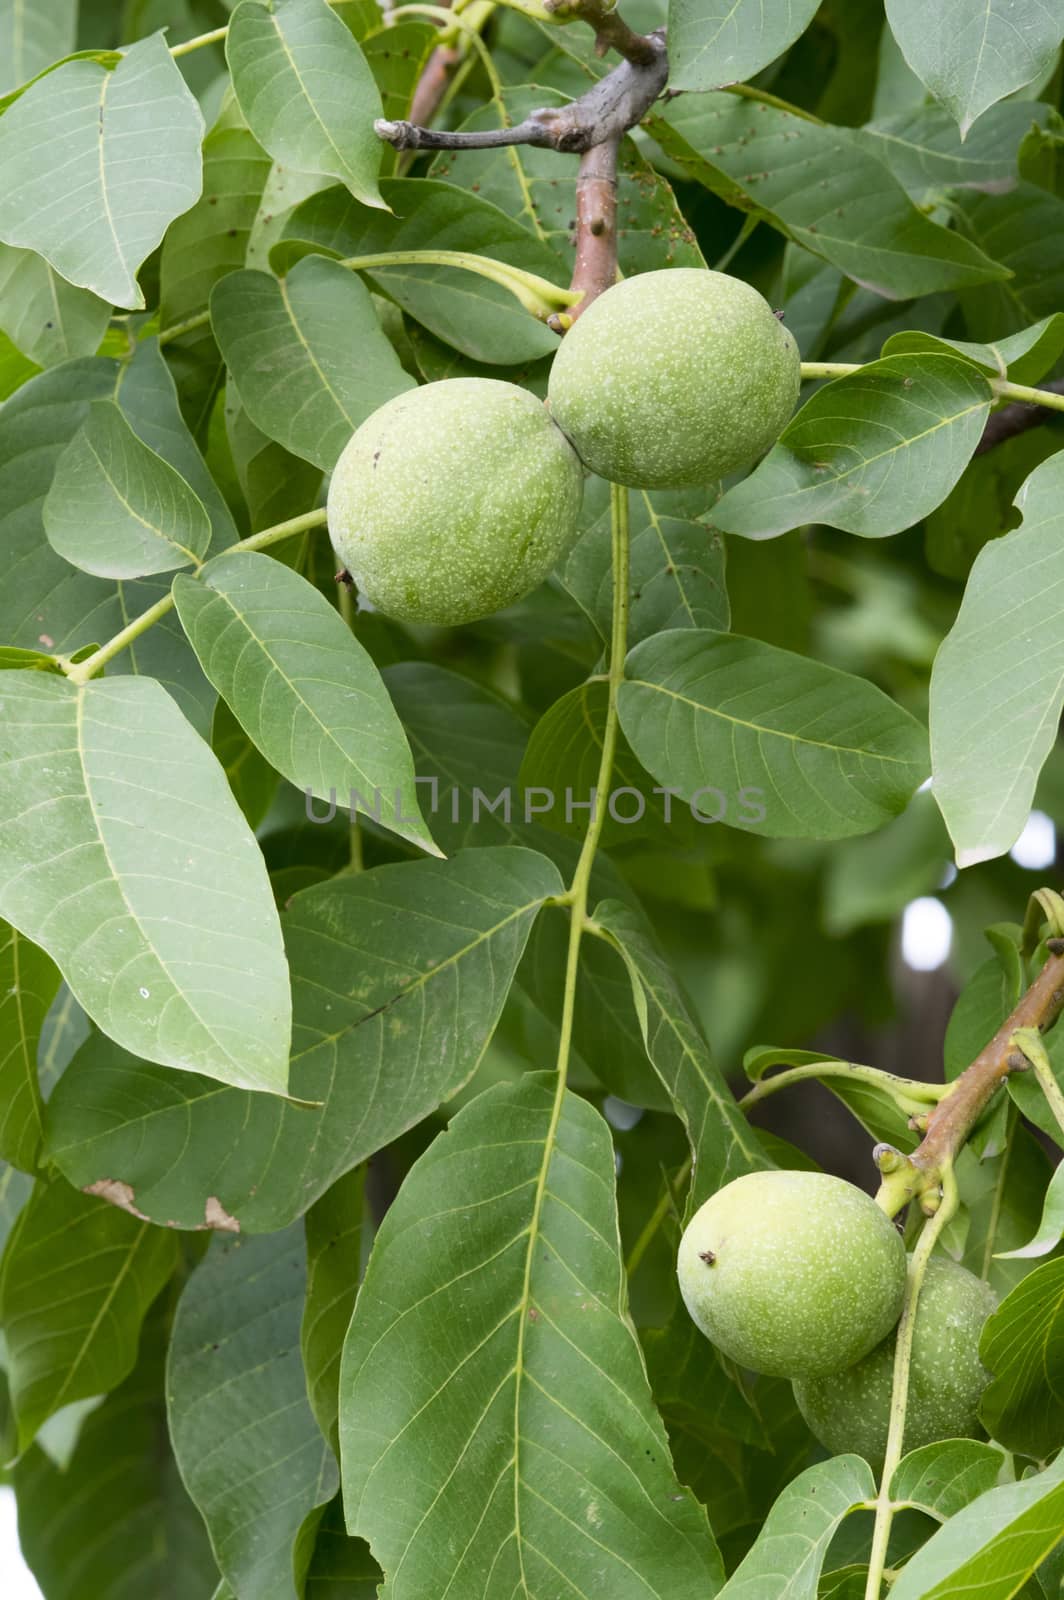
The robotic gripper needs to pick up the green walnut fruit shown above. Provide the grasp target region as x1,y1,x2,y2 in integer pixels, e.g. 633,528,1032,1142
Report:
793,1257,997,1468
676,1171,906,1379
327,377,584,626
547,268,800,489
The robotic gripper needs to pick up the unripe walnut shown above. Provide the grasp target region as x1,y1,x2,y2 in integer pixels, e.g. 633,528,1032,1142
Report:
328,378,584,626
793,1256,997,1468
676,1171,906,1379
547,268,800,489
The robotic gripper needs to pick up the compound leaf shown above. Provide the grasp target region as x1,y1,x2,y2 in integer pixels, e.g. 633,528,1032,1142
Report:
340,1075,724,1598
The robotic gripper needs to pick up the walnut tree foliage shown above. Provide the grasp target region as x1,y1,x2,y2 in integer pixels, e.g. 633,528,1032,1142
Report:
1,0,1064,1597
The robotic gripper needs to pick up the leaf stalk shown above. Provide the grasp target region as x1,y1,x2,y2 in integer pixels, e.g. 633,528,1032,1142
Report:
62,509,329,685
864,1166,959,1600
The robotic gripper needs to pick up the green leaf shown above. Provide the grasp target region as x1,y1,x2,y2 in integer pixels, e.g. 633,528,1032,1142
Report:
714,355,992,540
0,674,291,1094
210,256,414,471
430,92,704,277
669,0,820,92
997,1158,1064,1260
889,1448,1064,1600
0,243,110,368
0,35,204,308
302,1167,371,1452
45,848,563,1231
13,1300,218,1600
563,479,728,647
0,1179,177,1449
931,451,1064,865
890,1440,1006,1520
174,551,436,853
0,1161,32,1256
212,697,279,829
717,1456,876,1599
340,1075,724,1598
884,0,1064,136
364,23,436,172
979,1255,1064,1457
954,184,1064,339
168,1227,337,1600
0,326,39,398
0,923,58,1171
225,391,324,532
618,630,929,840
44,399,211,578
857,101,1060,198
227,0,384,210
592,899,766,1201
957,1125,1054,1299
159,97,273,441
0,342,234,734
647,94,1008,299
304,1495,382,1596
0,0,77,96
275,177,565,364
883,314,1064,387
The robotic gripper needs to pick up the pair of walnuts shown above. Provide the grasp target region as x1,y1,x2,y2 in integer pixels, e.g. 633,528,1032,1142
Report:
327,269,801,626
678,1171,997,1469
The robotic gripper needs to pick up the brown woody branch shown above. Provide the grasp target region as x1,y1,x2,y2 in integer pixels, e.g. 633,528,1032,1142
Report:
877,946,1064,1212
975,378,1064,454
376,31,667,154
567,135,621,312
544,0,661,65
378,23,665,321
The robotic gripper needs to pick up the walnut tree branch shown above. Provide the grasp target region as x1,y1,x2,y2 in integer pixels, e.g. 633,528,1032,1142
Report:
875,946,1064,1215
545,0,661,65
376,30,667,154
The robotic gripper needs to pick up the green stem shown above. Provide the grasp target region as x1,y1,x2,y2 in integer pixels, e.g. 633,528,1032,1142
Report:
157,310,210,346
799,362,861,381
797,364,1064,418
1012,1026,1064,1142
169,25,227,57
63,509,328,686
553,483,630,1081
739,1062,947,1114
719,80,822,123
864,1168,958,1600
341,250,581,321
991,379,1064,415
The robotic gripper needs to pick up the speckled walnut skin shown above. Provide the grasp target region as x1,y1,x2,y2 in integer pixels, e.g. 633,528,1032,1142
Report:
677,1170,907,1379
547,268,801,489
794,1257,998,1469
327,378,584,627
